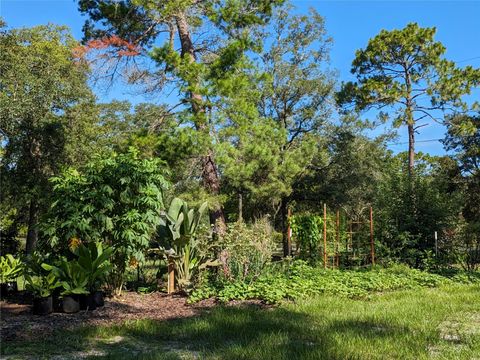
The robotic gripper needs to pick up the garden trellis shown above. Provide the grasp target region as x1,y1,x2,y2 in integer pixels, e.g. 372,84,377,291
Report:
288,205,376,268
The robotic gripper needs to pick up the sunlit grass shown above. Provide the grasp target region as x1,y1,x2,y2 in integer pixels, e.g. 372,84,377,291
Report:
3,284,479,359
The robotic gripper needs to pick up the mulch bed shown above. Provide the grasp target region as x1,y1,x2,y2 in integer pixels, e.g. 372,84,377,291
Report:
0,291,227,342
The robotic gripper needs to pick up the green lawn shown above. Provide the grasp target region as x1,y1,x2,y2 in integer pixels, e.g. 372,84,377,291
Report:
2,285,479,360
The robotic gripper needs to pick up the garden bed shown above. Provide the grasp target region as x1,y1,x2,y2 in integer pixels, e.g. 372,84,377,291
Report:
0,291,223,342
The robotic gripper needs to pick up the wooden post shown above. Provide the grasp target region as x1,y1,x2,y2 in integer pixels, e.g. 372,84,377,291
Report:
168,257,175,294
287,208,292,256
323,203,327,269
370,206,375,266
336,210,340,268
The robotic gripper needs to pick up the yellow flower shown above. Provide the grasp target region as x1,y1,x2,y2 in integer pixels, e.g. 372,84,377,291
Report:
129,257,139,268
69,237,82,250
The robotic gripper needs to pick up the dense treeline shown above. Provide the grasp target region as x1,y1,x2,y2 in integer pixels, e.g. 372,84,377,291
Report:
1,0,479,284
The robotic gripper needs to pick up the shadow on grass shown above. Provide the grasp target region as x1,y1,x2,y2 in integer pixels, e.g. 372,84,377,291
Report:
2,303,412,360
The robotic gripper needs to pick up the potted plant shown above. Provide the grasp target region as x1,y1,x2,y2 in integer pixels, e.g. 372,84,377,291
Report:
25,272,60,315
73,242,113,307
0,254,23,298
42,260,89,313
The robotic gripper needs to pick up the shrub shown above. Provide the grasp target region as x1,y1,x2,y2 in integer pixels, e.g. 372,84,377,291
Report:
42,148,169,295
217,218,276,283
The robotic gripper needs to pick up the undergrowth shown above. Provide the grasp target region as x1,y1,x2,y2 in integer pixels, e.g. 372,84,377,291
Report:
189,261,480,304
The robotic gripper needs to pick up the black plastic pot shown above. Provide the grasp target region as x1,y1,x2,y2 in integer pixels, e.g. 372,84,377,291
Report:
52,288,63,312
92,291,104,307
0,282,17,299
33,296,53,315
79,293,97,311
62,295,80,313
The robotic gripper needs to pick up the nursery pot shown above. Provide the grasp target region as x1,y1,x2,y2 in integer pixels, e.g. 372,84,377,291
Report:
52,288,63,312
0,282,17,299
33,296,53,315
92,291,104,307
79,293,97,311
62,295,80,313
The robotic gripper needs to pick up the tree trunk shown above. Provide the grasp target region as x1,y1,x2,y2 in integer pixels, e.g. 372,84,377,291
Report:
407,122,415,177
405,69,415,178
25,197,39,254
238,192,243,222
281,197,291,257
175,13,226,235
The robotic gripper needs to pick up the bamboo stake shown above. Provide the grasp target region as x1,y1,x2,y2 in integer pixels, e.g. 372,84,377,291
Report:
370,206,375,266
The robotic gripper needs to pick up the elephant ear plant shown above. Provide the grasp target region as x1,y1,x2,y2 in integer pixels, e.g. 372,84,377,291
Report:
160,198,220,292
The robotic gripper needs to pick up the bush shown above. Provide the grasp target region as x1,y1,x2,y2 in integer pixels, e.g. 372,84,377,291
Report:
41,148,169,295
217,218,276,283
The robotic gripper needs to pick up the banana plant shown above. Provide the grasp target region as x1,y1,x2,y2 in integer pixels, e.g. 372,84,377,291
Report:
163,198,208,245
159,198,219,291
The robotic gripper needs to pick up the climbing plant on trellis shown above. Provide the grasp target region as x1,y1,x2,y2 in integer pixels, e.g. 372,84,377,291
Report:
289,205,375,268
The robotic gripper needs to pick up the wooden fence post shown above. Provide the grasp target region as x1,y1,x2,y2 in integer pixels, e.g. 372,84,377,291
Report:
370,206,375,266
323,203,327,269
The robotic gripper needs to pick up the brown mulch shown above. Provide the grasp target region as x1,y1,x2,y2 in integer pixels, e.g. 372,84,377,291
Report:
0,291,224,342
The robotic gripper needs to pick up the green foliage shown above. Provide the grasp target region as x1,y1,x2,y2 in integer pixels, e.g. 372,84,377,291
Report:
42,148,169,294
0,254,23,283
162,198,208,245
218,6,334,218
160,198,218,291
374,153,463,266
441,220,480,271
217,218,276,283
289,215,323,262
42,260,89,296
0,23,95,253
190,261,477,304
338,23,480,117
72,242,114,291
25,272,60,298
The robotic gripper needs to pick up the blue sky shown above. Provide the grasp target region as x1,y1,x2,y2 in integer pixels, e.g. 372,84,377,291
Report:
2,0,480,155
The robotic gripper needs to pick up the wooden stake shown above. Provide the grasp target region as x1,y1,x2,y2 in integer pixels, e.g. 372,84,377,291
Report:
168,257,175,294
323,203,327,269
370,206,375,266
